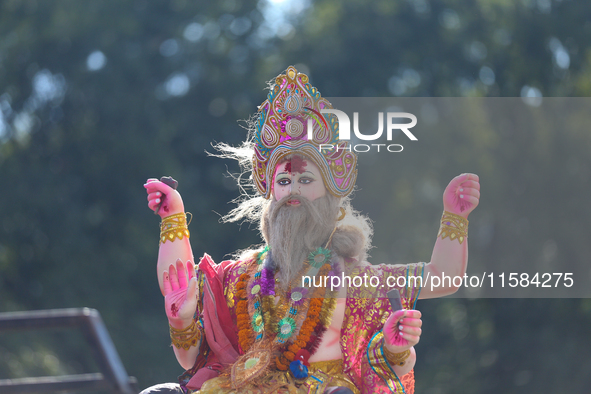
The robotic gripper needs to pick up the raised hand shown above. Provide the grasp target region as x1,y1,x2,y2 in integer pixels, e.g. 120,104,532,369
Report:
144,178,185,219
163,259,198,324
442,173,480,218
383,310,422,353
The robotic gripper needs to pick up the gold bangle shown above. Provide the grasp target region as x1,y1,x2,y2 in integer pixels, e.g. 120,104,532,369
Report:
160,213,188,230
160,227,190,244
170,320,201,350
382,340,411,366
437,211,468,244
160,213,191,244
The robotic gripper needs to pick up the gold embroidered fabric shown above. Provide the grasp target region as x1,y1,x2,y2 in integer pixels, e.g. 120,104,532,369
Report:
196,358,358,394
339,262,424,392
184,257,424,394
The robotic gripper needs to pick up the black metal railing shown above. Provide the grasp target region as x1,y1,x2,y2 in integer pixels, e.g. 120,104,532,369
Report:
0,308,137,394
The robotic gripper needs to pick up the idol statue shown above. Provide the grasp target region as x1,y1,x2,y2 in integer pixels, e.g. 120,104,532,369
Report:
142,66,480,394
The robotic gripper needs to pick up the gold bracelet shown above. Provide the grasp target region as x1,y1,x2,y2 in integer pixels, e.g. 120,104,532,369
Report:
170,320,201,350
160,227,190,244
160,213,188,231
160,213,191,244
382,340,411,366
437,211,468,244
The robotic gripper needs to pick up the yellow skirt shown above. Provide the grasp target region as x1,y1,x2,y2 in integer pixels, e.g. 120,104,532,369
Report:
197,359,358,394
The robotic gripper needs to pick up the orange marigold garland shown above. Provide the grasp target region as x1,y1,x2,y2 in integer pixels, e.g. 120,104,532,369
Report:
235,246,342,377
307,294,337,356
236,246,272,354
275,263,332,370
236,272,253,353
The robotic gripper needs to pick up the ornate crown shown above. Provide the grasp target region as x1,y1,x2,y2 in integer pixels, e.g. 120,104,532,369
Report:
252,66,357,199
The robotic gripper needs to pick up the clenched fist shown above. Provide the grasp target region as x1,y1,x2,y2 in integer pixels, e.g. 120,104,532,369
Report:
442,173,480,218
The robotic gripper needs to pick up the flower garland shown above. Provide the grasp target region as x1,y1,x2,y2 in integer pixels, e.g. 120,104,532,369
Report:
275,262,332,370
236,246,340,376
236,272,253,353
275,254,336,371
251,248,279,343
237,247,270,352
307,293,337,357
307,264,339,354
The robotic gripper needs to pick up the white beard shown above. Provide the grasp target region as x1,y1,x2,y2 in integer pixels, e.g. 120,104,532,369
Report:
262,193,339,286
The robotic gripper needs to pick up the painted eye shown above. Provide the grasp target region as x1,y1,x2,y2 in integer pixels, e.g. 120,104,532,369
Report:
299,177,312,184
277,178,291,186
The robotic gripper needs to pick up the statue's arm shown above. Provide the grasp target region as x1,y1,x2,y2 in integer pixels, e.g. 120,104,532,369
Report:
391,346,416,376
145,178,201,370
420,173,480,299
383,309,421,376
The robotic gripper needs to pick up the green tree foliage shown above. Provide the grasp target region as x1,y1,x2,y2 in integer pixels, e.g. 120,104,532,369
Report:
1,0,590,392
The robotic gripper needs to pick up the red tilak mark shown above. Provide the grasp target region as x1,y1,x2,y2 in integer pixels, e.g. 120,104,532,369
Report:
171,303,179,317
284,157,307,174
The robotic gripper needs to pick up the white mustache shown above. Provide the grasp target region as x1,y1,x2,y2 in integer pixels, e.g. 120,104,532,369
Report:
270,195,311,221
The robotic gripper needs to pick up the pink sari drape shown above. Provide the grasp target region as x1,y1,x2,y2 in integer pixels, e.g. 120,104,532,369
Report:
186,254,240,390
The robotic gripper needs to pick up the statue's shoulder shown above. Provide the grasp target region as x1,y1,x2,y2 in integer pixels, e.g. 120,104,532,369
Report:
347,259,374,275
225,247,266,276
346,260,411,284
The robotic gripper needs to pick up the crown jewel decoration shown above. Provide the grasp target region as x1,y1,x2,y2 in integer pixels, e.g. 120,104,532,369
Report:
252,66,358,199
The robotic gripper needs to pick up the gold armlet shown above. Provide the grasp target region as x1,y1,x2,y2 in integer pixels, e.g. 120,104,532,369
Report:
169,320,201,350
382,340,411,366
160,212,191,244
437,211,468,244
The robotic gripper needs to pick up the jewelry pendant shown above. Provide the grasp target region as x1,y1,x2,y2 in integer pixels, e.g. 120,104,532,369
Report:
277,317,296,340
231,349,272,389
308,247,331,268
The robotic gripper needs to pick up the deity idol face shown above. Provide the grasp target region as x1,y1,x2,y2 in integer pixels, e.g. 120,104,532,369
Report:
272,156,326,205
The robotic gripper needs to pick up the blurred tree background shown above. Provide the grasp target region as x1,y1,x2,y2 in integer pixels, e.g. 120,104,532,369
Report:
1,0,591,392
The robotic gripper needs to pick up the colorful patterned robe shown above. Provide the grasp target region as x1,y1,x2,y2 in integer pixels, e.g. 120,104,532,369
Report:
179,254,424,394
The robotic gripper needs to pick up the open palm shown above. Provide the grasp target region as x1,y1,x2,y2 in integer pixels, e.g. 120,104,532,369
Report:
163,259,198,322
